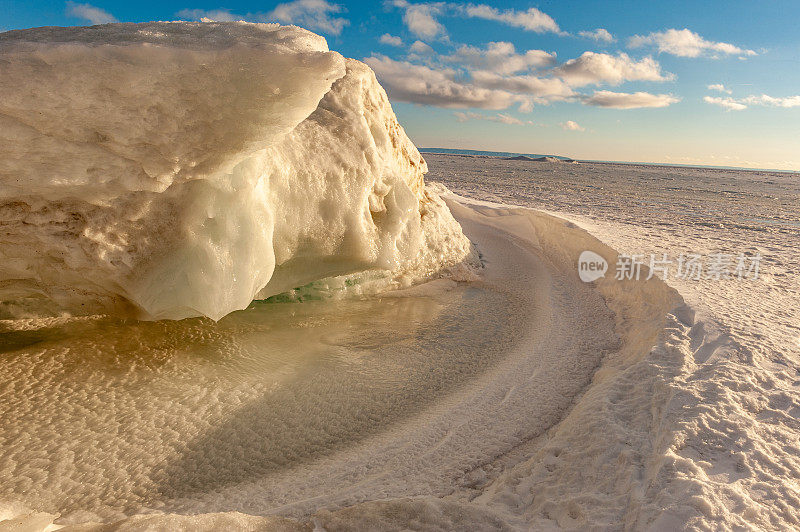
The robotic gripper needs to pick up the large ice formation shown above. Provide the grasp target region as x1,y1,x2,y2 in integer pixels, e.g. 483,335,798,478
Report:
0,22,473,320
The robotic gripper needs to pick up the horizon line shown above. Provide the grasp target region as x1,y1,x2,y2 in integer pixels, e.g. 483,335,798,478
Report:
419,147,800,174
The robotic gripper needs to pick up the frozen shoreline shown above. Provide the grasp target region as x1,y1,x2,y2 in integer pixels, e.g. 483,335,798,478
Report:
2,194,707,530
4,188,797,529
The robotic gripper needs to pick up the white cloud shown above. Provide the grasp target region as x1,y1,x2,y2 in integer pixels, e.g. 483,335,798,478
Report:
389,2,561,39
364,55,533,111
268,0,349,35
409,40,434,55
380,33,403,46
742,94,800,108
392,0,447,39
364,46,678,112
707,83,732,94
703,96,747,111
629,28,756,58
364,33,682,114
469,71,575,103
584,90,679,109
176,8,242,22
578,28,615,43
555,52,673,87
454,111,530,125
463,4,560,34
443,42,556,75
704,93,800,111
65,2,117,24
560,120,585,131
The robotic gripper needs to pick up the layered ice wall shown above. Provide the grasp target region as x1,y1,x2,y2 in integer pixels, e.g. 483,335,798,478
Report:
0,22,473,320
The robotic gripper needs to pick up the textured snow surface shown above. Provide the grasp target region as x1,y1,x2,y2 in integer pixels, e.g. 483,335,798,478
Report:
0,22,473,320
429,155,800,530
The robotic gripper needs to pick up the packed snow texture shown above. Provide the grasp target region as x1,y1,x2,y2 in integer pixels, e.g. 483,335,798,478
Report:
0,22,473,320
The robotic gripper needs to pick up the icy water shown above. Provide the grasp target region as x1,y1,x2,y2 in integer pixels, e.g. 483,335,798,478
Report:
0,282,524,520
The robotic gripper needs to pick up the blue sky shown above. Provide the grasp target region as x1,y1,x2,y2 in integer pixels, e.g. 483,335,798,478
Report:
4,0,800,170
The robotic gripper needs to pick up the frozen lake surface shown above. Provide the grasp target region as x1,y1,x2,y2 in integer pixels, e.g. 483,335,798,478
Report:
428,153,800,529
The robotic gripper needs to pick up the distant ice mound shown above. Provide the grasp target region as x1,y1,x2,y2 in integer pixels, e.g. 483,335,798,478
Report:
0,22,474,320
505,155,576,163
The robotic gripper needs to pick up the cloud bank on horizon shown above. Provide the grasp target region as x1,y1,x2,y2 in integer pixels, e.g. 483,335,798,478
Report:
49,0,800,169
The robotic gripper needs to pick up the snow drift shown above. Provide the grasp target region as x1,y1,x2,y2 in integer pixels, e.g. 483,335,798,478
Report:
0,22,473,320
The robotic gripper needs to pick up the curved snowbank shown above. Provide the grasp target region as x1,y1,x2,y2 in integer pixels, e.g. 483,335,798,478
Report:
0,22,473,320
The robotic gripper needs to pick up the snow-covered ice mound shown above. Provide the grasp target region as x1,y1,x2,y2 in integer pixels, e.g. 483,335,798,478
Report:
0,22,473,320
